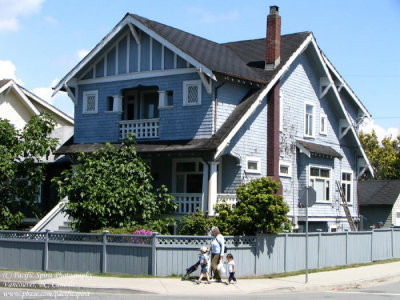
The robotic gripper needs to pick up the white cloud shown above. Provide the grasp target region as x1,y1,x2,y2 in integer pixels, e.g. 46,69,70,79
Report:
44,16,58,25
360,119,400,142
0,60,23,84
0,0,44,32
32,78,60,105
188,7,239,24
77,49,90,60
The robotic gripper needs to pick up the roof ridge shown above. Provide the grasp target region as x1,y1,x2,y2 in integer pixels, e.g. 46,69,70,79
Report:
222,31,312,45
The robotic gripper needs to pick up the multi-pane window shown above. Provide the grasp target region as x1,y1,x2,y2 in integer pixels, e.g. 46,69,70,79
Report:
183,80,201,106
83,90,98,114
304,103,314,136
310,167,330,201
341,172,352,203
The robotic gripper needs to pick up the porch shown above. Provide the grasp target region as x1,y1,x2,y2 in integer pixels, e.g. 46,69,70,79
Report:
172,193,238,214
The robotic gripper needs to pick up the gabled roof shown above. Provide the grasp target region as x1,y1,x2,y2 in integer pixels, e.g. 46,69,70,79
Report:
359,180,400,206
53,13,310,94
0,79,74,126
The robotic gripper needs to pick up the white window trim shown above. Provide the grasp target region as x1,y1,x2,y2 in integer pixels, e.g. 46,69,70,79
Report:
246,156,261,174
341,169,353,204
320,113,328,135
279,160,292,178
309,164,332,203
83,90,98,114
304,101,315,138
183,80,201,106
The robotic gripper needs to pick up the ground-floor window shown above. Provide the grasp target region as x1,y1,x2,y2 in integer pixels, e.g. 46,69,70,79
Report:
174,160,203,193
310,166,331,202
341,171,352,203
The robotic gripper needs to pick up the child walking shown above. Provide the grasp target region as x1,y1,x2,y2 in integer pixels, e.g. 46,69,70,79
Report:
225,253,237,284
196,246,211,284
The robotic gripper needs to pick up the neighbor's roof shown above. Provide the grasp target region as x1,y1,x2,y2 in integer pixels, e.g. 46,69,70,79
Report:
359,180,400,206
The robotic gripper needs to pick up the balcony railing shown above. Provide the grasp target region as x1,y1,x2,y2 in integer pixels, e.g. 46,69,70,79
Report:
119,119,159,139
173,193,203,214
217,194,238,209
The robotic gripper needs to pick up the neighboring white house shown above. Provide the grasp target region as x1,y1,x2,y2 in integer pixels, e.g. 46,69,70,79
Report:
0,78,74,227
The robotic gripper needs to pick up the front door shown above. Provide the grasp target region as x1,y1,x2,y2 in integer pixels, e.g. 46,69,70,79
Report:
124,90,139,120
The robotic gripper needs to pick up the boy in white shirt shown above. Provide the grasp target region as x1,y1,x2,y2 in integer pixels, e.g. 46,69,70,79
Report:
225,253,237,284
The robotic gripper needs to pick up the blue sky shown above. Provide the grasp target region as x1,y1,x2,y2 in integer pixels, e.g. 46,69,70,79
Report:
0,0,399,140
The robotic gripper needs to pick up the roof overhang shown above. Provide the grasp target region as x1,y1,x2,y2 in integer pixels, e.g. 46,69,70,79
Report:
296,140,343,159
52,14,216,97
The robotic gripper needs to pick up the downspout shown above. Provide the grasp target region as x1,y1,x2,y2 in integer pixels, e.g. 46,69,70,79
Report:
214,83,226,134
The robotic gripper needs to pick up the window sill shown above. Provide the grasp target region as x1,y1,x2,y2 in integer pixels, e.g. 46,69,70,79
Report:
159,106,173,110
183,103,201,107
303,135,315,140
83,112,98,115
279,174,292,178
104,110,123,114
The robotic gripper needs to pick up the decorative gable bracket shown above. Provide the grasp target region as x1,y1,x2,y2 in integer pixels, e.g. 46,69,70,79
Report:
198,70,212,95
358,157,368,178
319,77,332,98
296,140,311,157
64,79,77,105
339,118,351,139
128,23,141,45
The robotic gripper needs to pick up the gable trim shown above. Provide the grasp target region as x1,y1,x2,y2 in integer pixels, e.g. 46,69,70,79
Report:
214,33,313,160
322,52,371,118
53,15,216,97
77,68,198,85
3,81,40,116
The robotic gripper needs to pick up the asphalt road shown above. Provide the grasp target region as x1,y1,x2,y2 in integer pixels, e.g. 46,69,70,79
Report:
1,280,400,299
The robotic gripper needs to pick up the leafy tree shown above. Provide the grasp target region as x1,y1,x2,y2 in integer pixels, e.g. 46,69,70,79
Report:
54,136,177,232
359,130,400,179
0,113,58,229
228,177,291,235
178,177,291,236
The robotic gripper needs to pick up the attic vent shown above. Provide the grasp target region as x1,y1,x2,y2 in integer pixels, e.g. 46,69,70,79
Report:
183,80,202,106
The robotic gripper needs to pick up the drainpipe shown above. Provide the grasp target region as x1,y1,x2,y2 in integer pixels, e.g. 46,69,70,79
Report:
214,83,226,134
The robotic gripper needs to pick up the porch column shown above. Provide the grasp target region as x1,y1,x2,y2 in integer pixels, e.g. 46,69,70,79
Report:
208,161,218,216
201,161,209,214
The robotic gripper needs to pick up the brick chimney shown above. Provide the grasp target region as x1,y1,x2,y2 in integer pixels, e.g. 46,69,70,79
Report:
265,5,281,70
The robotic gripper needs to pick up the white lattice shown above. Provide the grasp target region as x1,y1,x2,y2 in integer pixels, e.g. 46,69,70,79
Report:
119,119,159,139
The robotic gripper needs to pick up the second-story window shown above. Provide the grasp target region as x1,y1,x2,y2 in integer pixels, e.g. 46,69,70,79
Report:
183,80,201,106
320,113,327,135
304,102,314,137
83,90,98,114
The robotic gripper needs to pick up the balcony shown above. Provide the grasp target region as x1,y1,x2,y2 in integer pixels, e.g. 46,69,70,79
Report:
119,119,159,140
173,193,203,214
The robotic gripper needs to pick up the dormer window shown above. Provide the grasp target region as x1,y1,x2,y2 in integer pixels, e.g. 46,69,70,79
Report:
183,80,201,106
83,90,98,114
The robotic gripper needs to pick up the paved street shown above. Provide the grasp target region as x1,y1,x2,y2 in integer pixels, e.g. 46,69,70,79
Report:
1,280,400,299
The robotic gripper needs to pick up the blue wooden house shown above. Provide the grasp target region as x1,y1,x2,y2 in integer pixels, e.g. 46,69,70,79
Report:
53,6,373,232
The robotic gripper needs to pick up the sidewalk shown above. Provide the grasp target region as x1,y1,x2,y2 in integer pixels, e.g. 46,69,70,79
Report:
1,261,400,295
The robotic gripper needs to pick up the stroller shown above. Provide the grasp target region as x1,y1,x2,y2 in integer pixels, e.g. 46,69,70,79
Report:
181,260,200,280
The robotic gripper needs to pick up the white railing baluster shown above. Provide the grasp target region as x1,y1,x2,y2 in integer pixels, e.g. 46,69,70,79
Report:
119,118,160,139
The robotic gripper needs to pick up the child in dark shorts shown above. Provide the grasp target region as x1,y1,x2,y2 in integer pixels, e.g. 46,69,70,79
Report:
196,246,211,284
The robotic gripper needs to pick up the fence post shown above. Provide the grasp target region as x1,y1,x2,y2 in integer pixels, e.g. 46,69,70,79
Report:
151,232,158,276
392,228,394,258
317,232,321,269
102,230,109,273
284,233,288,273
44,229,50,272
345,231,348,265
370,228,374,262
